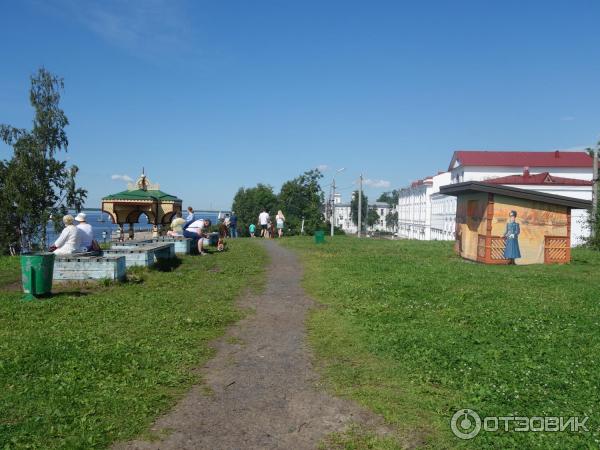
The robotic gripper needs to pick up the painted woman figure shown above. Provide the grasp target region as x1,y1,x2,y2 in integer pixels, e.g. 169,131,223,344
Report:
503,210,521,263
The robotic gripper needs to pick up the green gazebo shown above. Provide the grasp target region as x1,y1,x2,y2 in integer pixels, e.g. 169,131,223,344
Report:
101,171,182,240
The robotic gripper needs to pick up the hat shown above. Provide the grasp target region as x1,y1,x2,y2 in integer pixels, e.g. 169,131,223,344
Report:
75,212,87,222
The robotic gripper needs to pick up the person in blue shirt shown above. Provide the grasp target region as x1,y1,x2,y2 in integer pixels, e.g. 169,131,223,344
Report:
229,211,238,238
186,206,195,222
503,210,521,263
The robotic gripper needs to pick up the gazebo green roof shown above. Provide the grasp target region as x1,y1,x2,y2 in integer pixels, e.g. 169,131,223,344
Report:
102,189,180,202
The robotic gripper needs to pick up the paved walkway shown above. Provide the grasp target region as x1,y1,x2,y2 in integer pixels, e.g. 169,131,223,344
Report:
115,240,391,450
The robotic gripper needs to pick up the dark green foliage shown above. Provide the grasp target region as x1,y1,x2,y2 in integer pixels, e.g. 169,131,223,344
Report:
350,190,368,230
231,183,278,236
585,146,599,250
277,169,325,235
366,207,379,229
0,240,267,449
376,189,399,208
283,237,600,448
0,68,86,253
385,211,398,231
232,169,326,236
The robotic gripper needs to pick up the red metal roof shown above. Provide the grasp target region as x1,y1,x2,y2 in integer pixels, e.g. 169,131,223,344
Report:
410,176,433,188
449,150,593,171
485,171,592,186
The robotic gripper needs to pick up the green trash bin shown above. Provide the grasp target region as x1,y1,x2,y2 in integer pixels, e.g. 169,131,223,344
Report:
21,253,55,300
314,230,325,244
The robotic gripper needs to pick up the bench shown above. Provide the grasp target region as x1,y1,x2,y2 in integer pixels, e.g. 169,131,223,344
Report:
152,237,192,255
53,255,126,282
102,242,176,268
113,238,192,255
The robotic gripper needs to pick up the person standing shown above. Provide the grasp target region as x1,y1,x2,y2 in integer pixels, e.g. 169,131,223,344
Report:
249,223,256,238
275,210,285,238
258,209,270,237
229,211,238,238
186,206,195,222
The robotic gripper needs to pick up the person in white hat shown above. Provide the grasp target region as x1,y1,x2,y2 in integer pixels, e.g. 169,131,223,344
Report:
75,212,95,252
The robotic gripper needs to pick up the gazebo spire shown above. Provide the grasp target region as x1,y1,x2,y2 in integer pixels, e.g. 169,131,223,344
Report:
127,169,159,191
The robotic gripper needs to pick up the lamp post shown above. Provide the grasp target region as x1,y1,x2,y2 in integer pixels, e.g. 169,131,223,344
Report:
331,168,345,237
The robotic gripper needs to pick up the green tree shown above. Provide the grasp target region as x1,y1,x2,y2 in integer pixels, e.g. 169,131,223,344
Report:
385,210,398,232
586,144,600,249
231,184,278,236
366,207,380,230
351,190,368,231
0,68,86,252
377,189,399,208
278,169,324,235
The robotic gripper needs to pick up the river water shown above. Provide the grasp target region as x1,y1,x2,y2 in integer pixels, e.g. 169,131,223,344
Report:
46,209,227,244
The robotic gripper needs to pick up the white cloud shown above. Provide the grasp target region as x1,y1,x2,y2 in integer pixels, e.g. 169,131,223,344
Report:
363,178,391,189
33,0,192,58
317,164,329,172
111,174,133,182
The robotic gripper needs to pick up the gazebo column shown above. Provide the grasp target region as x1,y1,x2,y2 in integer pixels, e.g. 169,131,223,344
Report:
118,224,125,242
128,223,135,240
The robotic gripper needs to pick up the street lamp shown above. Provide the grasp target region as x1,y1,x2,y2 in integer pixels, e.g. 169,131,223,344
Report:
331,168,345,237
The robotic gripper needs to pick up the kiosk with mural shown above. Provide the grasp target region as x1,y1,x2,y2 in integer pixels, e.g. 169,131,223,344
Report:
440,182,591,265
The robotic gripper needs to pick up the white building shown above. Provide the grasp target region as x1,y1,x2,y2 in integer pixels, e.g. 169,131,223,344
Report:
333,194,396,234
398,172,451,240
399,150,594,245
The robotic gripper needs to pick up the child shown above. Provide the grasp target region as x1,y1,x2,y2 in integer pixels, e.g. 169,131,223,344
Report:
249,223,256,238
218,220,228,252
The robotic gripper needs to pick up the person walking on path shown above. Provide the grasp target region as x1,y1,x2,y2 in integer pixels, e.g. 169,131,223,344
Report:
258,209,270,238
229,211,238,238
249,223,256,237
275,210,285,238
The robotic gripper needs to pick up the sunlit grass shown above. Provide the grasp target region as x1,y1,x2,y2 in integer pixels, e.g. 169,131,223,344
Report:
0,240,267,449
282,236,600,449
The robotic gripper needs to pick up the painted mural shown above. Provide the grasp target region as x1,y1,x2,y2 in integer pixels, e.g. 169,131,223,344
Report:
491,195,569,265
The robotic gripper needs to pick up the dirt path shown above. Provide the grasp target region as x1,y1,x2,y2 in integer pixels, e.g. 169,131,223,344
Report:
115,240,393,450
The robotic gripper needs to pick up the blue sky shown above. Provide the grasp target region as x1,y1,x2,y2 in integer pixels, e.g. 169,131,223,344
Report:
1,0,599,210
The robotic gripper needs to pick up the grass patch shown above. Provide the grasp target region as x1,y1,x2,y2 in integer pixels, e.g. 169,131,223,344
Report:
0,239,267,449
0,256,20,290
281,236,600,449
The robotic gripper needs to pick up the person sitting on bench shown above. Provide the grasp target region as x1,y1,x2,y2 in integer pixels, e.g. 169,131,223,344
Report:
50,215,82,255
75,212,100,252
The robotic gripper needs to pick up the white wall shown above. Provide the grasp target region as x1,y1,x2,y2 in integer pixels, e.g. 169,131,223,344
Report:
450,166,592,183
400,166,592,246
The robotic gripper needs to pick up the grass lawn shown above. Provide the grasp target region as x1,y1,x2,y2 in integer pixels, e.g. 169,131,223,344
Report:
0,240,267,449
281,236,600,449
0,256,20,290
